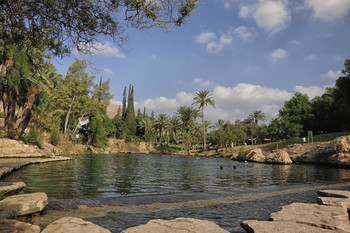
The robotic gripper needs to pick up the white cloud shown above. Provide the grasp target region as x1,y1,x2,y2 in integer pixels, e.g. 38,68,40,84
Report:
295,85,326,99
207,33,233,53
195,32,216,44
321,69,342,79
239,0,291,32
151,54,157,60
74,42,125,58
192,78,212,87
233,26,255,41
212,83,292,108
259,104,281,119
304,54,317,61
270,48,288,60
305,0,350,21
103,68,113,74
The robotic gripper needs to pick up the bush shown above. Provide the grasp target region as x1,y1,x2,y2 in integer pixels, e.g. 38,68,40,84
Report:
50,127,60,146
27,128,43,149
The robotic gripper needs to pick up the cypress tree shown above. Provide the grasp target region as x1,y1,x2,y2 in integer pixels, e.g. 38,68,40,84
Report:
122,86,127,121
116,105,122,118
143,106,146,116
125,85,136,123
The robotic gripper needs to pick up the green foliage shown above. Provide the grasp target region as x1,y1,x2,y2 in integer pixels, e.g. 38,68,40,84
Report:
26,128,43,149
50,127,60,146
125,85,136,124
90,117,112,148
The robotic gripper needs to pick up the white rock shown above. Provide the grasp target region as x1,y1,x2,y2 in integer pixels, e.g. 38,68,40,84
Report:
42,217,111,233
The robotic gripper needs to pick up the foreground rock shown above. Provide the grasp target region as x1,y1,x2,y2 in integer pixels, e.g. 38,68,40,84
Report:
0,192,48,216
269,203,350,232
241,220,335,233
0,205,18,219
0,219,40,233
41,217,111,233
122,217,229,233
0,181,26,195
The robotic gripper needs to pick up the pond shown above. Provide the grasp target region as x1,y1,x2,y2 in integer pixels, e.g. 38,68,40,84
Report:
3,153,350,232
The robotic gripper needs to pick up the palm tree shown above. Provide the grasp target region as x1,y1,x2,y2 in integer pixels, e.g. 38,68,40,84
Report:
248,110,267,125
175,106,199,131
138,117,153,142
155,113,168,146
192,90,215,150
167,116,181,144
215,119,225,130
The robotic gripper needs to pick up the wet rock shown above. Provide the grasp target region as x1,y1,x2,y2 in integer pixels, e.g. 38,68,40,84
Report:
325,135,350,154
0,219,40,233
122,217,229,233
41,217,111,233
266,150,292,164
269,203,350,232
0,181,26,195
241,220,335,233
0,192,48,216
0,205,18,219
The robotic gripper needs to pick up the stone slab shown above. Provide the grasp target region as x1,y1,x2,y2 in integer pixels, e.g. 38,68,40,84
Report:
269,203,350,232
241,220,336,233
0,219,40,233
0,182,26,195
41,217,111,233
122,217,229,233
317,196,350,208
0,192,48,216
318,189,350,198
0,205,18,219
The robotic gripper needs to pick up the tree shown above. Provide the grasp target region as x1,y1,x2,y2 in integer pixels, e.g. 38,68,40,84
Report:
122,86,127,121
155,114,168,146
192,90,215,150
125,85,136,124
1,0,197,140
248,110,266,125
175,106,199,131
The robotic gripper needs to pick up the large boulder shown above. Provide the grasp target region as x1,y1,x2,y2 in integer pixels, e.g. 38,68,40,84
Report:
266,150,292,164
246,148,266,163
269,203,350,232
122,217,229,233
0,192,48,216
0,219,40,233
41,217,111,233
325,136,350,153
318,189,350,198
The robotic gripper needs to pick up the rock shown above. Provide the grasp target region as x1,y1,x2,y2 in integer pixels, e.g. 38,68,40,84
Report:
0,192,48,216
41,217,111,233
0,219,40,233
318,189,350,198
241,220,335,233
317,196,350,208
269,203,350,232
325,135,350,154
0,205,18,219
122,217,229,233
0,181,26,195
246,148,266,163
266,150,292,164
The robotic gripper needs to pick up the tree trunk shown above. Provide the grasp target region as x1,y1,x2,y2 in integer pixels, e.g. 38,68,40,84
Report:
201,106,206,150
3,85,17,139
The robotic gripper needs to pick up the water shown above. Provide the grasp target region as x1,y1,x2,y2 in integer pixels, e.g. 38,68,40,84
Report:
3,153,350,232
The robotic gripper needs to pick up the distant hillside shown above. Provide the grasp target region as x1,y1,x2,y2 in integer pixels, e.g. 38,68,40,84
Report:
106,103,121,119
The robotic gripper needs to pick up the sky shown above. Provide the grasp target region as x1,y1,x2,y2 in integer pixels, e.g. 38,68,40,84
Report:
52,0,350,124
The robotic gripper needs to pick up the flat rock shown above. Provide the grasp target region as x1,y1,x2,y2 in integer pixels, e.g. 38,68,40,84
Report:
122,217,229,233
0,192,48,216
0,181,26,195
317,196,350,208
241,220,335,233
269,203,350,232
0,219,40,233
41,217,111,233
318,189,350,198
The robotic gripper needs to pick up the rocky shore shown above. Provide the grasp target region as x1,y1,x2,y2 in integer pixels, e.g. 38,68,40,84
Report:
1,136,350,232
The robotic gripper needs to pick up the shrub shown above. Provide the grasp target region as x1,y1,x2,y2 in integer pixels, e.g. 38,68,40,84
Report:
50,127,60,146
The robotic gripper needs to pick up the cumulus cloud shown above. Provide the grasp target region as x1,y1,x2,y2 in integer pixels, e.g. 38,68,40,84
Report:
259,104,281,119
270,48,288,61
295,85,326,99
212,83,292,108
192,78,212,87
74,42,125,58
195,32,216,44
233,26,255,41
304,0,350,21
321,69,342,79
151,54,157,60
239,0,291,32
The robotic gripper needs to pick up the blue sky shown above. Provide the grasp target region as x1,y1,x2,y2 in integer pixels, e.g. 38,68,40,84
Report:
52,0,350,124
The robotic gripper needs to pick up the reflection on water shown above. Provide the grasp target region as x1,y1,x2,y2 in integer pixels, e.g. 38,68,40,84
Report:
3,153,350,199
